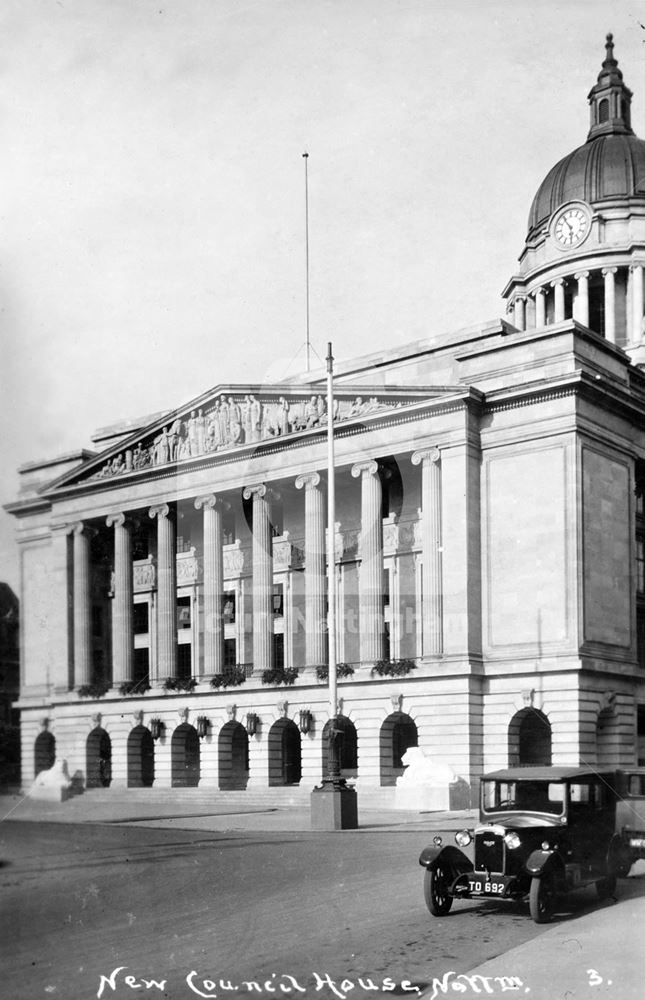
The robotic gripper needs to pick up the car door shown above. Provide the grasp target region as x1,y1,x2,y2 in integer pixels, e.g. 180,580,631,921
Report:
567,780,613,874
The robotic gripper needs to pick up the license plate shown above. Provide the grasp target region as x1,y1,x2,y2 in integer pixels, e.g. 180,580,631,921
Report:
468,880,506,895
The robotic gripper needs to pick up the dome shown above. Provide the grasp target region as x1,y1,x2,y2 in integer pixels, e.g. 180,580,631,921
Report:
527,34,645,236
528,132,645,234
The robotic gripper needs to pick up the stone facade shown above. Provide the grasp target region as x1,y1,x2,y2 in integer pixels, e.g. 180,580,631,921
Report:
6,37,645,800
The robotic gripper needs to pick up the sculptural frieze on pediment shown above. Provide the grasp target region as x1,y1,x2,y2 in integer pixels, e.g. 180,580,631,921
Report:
88,391,400,481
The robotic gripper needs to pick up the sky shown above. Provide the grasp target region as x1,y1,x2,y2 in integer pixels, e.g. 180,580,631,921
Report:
2,0,645,591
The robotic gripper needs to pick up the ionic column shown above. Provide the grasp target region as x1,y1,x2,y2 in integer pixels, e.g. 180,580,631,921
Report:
73,522,95,687
242,484,274,672
411,448,443,657
633,263,644,342
513,296,526,331
195,494,227,676
351,460,384,663
603,267,617,344
552,278,565,322
106,513,133,685
575,271,590,326
534,287,546,328
149,503,177,681
295,472,326,668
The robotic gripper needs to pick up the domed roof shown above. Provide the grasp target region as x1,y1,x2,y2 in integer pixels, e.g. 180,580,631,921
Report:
528,34,645,235
528,132,645,233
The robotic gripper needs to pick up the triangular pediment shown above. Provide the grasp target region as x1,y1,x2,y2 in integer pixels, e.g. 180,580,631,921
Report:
47,382,460,492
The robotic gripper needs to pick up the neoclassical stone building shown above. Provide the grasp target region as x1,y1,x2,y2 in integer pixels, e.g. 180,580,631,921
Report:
7,35,645,800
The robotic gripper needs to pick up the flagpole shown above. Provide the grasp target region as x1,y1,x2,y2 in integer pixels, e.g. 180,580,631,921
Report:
303,152,311,373
326,341,337,743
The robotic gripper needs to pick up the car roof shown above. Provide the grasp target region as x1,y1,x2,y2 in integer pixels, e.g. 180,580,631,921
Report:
482,766,617,782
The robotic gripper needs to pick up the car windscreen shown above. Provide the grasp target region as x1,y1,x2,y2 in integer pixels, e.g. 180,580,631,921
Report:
481,779,565,816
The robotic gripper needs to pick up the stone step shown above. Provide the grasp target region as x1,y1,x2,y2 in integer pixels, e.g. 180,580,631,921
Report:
78,784,398,809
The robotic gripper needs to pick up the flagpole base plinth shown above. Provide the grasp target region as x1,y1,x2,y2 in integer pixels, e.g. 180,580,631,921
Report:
310,779,358,830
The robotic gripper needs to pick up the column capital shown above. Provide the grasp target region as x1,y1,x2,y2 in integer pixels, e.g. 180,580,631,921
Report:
295,471,321,491
631,262,645,273
194,493,229,512
513,293,526,303
574,270,590,281
243,483,266,501
551,277,565,288
533,286,546,298
149,503,170,521
411,447,441,467
602,266,618,277
72,521,97,538
351,459,379,480
106,512,133,529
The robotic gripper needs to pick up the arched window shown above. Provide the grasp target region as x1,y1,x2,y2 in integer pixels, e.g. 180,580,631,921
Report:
599,98,610,123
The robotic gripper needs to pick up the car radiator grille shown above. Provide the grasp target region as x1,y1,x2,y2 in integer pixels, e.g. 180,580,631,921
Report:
475,830,504,874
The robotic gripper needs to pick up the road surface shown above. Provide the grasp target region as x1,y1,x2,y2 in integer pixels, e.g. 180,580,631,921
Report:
1,820,637,1000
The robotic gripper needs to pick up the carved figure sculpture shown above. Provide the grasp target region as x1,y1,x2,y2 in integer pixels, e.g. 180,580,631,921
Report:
228,397,242,444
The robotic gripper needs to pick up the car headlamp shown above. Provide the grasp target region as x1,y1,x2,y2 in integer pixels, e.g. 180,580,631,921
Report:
455,830,472,848
433,835,443,847
504,832,521,850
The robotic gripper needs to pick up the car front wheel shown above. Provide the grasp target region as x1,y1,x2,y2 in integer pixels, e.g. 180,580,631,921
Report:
529,874,556,923
424,864,453,916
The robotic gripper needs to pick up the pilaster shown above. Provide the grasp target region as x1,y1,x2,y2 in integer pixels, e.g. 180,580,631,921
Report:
412,448,443,657
72,522,95,688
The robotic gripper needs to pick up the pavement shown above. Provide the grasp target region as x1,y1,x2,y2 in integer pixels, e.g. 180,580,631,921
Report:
2,788,644,999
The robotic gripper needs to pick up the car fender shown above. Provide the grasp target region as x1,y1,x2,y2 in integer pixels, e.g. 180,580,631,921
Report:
419,844,473,877
525,848,564,878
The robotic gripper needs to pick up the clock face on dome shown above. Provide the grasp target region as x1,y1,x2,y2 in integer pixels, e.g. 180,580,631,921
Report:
552,204,591,248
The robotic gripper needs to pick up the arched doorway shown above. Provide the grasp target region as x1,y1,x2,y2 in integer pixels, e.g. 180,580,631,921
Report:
86,727,112,788
321,717,358,779
127,725,155,787
218,721,249,790
34,731,56,776
268,719,302,786
171,723,200,787
380,712,418,786
596,708,620,766
508,709,552,766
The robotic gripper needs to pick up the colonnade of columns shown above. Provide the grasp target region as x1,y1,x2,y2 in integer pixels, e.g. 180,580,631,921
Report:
510,262,645,345
68,451,445,690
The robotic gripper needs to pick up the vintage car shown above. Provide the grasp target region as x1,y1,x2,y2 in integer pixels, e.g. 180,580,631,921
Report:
419,766,626,923
615,768,645,874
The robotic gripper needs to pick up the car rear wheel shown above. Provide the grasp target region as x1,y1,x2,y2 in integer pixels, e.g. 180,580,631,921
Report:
596,874,617,899
424,864,453,916
529,874,556,923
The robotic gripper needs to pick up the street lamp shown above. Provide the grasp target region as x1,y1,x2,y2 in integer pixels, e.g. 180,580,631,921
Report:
246,712,260,736
299,709,313,734
149,718,164,740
